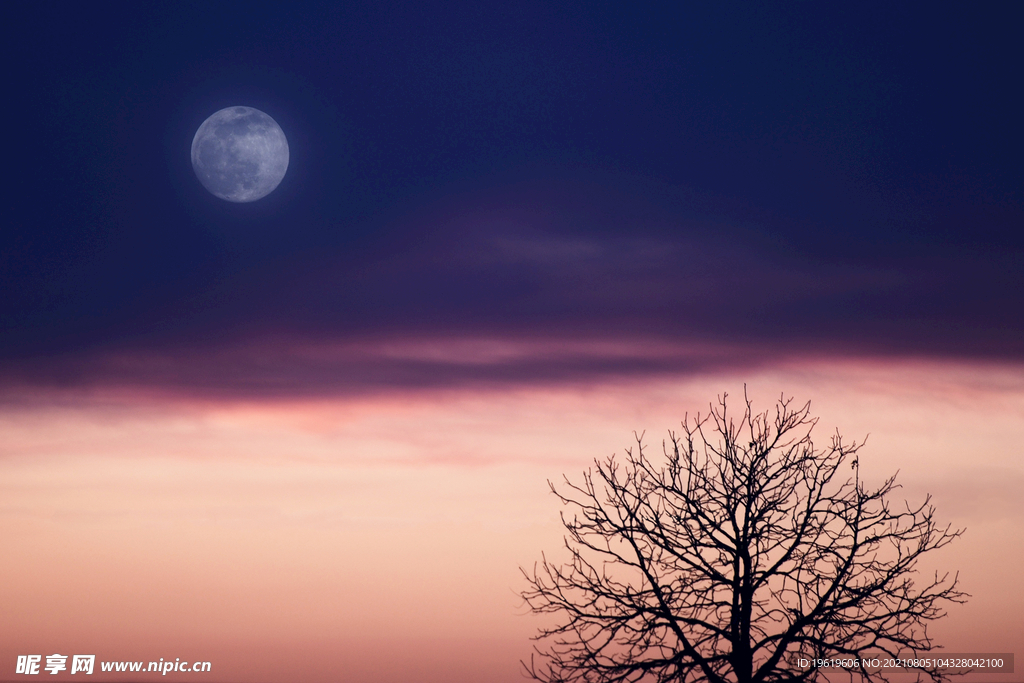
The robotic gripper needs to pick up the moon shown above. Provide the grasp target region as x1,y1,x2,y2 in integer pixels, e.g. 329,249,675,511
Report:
191,106,289,202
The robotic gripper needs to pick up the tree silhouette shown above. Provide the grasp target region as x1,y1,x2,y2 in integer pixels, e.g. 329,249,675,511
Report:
521,392,966,683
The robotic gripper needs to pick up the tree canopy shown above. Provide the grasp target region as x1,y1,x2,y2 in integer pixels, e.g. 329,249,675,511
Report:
521,392,966,683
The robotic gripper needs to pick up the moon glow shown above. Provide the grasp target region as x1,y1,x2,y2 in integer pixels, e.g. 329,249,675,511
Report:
191,106,289,202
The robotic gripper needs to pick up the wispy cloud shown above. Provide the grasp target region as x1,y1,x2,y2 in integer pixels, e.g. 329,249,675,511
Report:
4,187,1022,398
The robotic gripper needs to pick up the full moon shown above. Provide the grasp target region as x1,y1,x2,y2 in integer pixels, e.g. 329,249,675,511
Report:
191,106,289,202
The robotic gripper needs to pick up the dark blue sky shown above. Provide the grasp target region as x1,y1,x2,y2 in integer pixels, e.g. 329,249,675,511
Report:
3,2,1022,395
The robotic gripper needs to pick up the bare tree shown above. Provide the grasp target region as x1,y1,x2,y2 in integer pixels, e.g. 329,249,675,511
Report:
521,392,966,683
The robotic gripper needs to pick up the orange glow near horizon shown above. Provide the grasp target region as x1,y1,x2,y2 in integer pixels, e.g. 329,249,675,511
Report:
1,358,1022,682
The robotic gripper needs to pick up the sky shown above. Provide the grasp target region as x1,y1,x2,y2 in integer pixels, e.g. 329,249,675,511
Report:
1,2,1022,682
